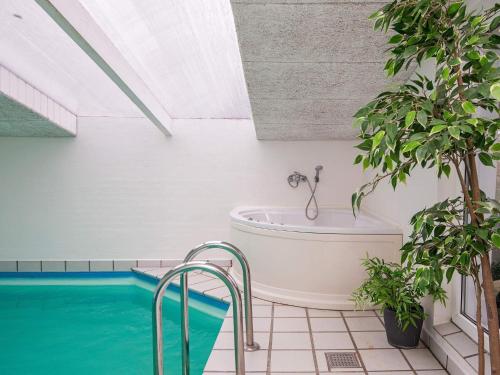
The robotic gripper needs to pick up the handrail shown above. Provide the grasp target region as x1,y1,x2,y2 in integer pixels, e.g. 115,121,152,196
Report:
153,261,245,375
181,241,260,351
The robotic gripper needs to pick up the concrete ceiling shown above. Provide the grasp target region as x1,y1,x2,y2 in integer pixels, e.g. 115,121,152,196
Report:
231,0,414,140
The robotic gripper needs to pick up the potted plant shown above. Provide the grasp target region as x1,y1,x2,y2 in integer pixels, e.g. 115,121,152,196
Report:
350,1,500,373
353,257,444,348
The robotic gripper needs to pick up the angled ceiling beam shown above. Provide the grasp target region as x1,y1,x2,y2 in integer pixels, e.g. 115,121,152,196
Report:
35,0,173,136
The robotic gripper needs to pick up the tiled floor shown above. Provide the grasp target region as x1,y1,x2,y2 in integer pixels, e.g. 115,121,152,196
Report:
133,267,448,375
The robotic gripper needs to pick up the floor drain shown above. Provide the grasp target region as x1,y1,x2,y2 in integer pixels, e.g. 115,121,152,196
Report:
324,352,361,370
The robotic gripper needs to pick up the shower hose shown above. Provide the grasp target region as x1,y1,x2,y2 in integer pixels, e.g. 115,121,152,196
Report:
288,175,319,220
304,178,319,220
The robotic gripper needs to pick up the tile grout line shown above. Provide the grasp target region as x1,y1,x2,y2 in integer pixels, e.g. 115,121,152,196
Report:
305,308,320,375
266,303,275,375
340,311,368,374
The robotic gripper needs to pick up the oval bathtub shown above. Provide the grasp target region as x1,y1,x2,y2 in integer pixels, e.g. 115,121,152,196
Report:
230,207,403,309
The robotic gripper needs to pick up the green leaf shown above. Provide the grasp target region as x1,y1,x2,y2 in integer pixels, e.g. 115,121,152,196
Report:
405,111,416,127
478,152,494,167
490,83,500,101
362,157,370,170
466,51,480,60
441,67,450,80
471,16,483,28
385,155,394,171
434,225,446,237
372,130,385,150
492,233,500,248
446,268,455,283
430,125,447,135
448,126,460,139
354,155,363,165
449,58,461,66
461,101,476,114
353,117,365,128
442,164,451,178
447,2,461,16
402,140,421,153
416,110,428,127
388,34,403,44
490,15,500,31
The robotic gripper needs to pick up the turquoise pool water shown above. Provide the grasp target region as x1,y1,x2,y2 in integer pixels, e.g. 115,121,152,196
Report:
0,272,228,375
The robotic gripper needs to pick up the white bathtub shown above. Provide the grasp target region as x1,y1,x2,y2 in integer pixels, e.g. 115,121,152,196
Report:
230,207,403,309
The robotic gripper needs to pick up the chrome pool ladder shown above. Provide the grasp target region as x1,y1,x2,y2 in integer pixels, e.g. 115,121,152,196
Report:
152,261,245,375
181,241,260,352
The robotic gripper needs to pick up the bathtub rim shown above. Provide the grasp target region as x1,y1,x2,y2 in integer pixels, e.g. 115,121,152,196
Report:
230,206,402,235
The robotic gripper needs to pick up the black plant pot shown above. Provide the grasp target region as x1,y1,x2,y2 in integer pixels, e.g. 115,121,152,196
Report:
383,307,424,349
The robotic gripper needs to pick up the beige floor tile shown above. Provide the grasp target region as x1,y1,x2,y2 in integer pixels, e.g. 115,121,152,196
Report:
312,332,354,349
308,309,342,318
271,350,316,372
213,331,270,350
221,317,271,332
415,371,448,375
345,317,384,331
273,332,312,349
204,349,268,372
342,310,376,317
274,305,307,317
252,297,273,305
273,317,309,332
226,304,272,317
402,349,443,370
310,317,347,332
359,349,411,371
351,331,392,349
204,287,229,299
186,273,213,284
190,279,225,292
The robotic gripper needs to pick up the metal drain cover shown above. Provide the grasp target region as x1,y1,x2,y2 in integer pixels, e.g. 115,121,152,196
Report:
324,352,361,370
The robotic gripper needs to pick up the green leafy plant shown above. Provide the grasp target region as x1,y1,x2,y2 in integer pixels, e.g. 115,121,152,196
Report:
350,1,500,374
353,257,445,330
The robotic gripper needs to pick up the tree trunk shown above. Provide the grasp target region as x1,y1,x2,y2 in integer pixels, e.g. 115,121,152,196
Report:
468,152,500,375
480,255,500,375
474,276,485,375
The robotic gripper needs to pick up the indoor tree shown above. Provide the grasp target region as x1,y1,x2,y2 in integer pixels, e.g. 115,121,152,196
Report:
350,1,500,374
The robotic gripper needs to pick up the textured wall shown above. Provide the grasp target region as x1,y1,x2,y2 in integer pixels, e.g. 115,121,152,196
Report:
0,117,363,260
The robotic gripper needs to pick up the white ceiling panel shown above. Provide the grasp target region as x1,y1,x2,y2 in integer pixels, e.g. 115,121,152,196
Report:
80,0,251,119
0,0,140,117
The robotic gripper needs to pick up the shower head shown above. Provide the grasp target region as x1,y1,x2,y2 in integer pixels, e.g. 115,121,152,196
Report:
314,165,323,183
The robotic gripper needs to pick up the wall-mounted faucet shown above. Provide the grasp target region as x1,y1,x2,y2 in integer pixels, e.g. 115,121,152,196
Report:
287,171,307,188
287,165,323,220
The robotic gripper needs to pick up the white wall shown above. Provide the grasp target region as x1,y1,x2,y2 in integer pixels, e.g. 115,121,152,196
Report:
0,117,363,260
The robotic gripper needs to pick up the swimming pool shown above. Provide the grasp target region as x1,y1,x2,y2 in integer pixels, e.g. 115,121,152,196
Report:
0,272,228,375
